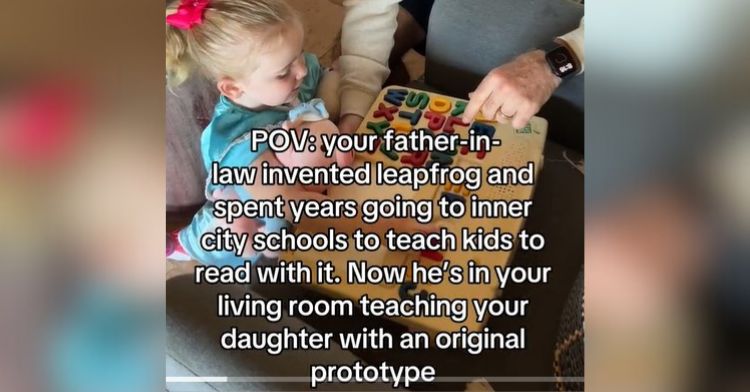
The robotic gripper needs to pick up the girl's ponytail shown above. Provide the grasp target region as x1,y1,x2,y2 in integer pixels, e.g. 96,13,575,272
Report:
165,0,300,86
166,17,192,87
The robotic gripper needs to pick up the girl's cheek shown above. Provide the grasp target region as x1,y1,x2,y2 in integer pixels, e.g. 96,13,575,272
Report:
282,79,296,92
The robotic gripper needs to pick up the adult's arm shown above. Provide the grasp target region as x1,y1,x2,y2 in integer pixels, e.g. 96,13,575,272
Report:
558,18,584,73
330,0,400,132
463,18,584,129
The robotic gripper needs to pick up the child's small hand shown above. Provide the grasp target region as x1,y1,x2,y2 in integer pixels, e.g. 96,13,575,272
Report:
281,118,303,131
336,149,355,167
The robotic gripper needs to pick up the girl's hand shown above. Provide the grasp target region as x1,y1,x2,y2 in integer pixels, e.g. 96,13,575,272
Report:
281,117,303,131
335,149,355,167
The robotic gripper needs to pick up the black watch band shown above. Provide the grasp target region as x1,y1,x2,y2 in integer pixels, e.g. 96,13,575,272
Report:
541,41,579,79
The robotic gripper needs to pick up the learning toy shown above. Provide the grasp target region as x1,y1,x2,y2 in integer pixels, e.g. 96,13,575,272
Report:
405,91,430,109
373,102,398,121
443,116,469,133
440,191,466,205
399,281,428,300
427,150,454,167
429,97,451,113
475,112,498,123
460,145,488,160
400,150,429,167
515,124,534,134
283,86,548,333
451,101,467,117
379,143,399,161
444,182,470,197
391,122,412,134
471,122,497,139
398,109,423,126
367,138,382,155
366,120,391,136
424,111,446,131
384,88,408,106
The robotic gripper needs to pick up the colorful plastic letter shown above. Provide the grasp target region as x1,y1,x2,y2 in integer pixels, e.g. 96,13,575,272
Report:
405,91,430,109
451,100,467,117
424,111,446,131
384,88,408,106
400,150,429,167
398,109,423,126
366,120,391,136
391,122,412,133
429,97,451,113
373,102,399,121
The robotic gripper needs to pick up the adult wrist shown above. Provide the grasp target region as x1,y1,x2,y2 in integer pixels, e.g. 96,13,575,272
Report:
339,87,378,120
539,40,580,81
338,113,364,134
531,49,563,88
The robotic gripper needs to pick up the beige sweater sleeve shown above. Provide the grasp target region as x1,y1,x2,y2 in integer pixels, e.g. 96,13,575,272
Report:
335,0,400,118
557,18,584,73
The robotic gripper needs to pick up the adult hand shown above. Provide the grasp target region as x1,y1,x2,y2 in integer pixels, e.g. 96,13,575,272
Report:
462,49,561,129
337,113,364,134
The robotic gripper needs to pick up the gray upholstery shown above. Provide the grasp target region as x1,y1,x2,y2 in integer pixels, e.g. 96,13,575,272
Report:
426,0,584,151
166,74,216,211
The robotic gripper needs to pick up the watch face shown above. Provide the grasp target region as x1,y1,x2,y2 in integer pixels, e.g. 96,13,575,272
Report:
546,46,577,78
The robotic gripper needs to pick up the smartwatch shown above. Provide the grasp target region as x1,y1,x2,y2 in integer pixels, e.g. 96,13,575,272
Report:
541,40,580,79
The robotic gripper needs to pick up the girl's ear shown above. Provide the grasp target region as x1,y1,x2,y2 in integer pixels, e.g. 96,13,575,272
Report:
217,77,243,100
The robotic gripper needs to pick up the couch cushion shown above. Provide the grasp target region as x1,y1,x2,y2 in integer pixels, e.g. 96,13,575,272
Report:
166,74,218,211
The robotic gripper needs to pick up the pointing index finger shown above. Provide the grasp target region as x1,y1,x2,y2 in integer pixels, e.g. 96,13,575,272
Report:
462,77,493,123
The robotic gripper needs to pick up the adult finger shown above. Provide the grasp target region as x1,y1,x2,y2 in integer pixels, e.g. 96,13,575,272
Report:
511,113,533,130
510,104,534,129
481,90,505,122
495,96,522,125
462,74,496,123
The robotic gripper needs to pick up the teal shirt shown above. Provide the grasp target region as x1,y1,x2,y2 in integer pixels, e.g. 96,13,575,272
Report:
180,53,322,266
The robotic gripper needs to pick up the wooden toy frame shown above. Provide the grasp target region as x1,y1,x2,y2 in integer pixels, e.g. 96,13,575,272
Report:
284,86,547,332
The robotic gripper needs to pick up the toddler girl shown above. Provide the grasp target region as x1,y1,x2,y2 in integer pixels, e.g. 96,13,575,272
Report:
166,0,348,265
165,0,428,266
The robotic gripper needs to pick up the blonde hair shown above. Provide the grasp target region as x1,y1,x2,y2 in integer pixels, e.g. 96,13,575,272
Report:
166,0,301,86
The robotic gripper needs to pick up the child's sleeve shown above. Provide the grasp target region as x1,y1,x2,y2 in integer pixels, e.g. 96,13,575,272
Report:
557,18,584,73
203,113,266,171
209,117,286,203
299,53,323,102
203,109,287,177
337,0,400,118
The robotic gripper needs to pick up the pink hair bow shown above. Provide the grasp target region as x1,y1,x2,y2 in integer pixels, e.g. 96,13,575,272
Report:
166,0,210,30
